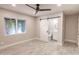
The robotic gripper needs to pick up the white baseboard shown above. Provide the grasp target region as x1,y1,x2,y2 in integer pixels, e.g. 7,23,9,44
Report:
0,38,37,50
64,39,77,44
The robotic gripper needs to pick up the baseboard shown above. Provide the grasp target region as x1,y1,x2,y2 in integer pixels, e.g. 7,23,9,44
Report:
0,38,37,50
64,39,77,44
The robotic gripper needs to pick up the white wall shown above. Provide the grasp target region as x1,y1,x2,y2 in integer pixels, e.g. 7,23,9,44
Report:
0,8,36,47
64,15,78,44
36,12,64,46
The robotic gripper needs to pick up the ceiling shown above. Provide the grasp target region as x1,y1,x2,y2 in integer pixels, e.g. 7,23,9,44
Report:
0,4,79,17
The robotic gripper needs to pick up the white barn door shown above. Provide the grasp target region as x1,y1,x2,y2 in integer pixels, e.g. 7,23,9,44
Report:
40,19,49,41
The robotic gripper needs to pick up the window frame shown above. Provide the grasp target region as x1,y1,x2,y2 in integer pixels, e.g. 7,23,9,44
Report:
4,17,26,36
16,19,26,34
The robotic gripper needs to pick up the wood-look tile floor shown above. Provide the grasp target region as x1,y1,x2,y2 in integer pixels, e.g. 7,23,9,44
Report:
0,39,79,55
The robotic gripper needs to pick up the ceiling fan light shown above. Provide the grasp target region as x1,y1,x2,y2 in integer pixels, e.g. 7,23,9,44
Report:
33,11,35,15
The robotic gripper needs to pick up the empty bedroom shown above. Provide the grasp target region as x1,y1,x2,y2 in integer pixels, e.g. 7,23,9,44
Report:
0,4,79,55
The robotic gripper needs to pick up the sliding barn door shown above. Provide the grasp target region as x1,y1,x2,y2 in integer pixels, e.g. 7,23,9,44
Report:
40,19,48,41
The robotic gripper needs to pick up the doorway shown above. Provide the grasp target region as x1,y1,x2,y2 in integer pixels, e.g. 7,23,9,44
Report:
40,17,59,42
48,18,59,41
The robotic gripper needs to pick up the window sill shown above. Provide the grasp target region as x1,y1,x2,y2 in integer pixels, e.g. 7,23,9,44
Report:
5,32,26,36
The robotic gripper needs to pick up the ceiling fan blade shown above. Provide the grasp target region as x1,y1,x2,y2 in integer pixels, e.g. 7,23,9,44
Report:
39,9,51,11
25,4,36,10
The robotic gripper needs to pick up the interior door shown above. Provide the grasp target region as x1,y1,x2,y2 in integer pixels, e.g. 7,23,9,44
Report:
49,18,59,41
40,19,48,41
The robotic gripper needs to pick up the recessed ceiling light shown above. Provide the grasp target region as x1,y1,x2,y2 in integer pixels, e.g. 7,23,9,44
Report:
12,4,16,7
57,4,61,6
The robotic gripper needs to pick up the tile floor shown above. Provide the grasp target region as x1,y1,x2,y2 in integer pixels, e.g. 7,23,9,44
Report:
0,39,79,55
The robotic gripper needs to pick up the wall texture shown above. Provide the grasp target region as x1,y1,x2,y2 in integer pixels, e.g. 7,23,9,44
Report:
0,8,36,47
64,15,78,44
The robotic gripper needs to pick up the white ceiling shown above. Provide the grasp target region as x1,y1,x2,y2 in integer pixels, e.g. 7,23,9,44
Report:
0,4,79,17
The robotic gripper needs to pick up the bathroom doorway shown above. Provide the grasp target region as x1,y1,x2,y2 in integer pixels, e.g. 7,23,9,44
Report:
48,18,59,41
40,17,59,42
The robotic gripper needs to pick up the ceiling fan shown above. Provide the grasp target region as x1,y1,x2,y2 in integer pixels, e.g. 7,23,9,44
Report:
25,4,51,15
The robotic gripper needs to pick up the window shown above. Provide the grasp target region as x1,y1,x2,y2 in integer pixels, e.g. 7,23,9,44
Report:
5,18,16,35
5,18,26,35
17,20,26,33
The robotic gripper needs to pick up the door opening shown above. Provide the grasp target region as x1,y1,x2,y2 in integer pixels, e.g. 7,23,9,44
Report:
40,17,59,42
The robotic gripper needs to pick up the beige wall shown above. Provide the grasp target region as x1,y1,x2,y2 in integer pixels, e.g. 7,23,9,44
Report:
64,15,78,44
36,12,64,46
0,8,36,47
78,15,79,46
